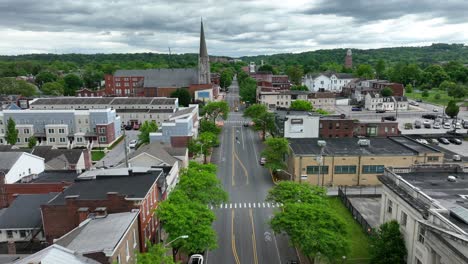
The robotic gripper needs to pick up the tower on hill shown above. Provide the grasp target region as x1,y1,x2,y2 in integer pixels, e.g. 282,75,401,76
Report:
198,20,211,84
345,49,353,69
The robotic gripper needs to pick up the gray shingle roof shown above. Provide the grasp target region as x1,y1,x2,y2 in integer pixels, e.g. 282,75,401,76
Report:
114,68,199,87
13,244,100,264
31,146,83,165
128,142,179,165
30,97,177,106
169,106,196,119
0,193,58,229
0,152,23,171
55,212,139,254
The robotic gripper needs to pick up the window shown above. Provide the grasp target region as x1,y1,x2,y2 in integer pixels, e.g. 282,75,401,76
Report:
116,83,121,87
58,128,65,134
49,138,56,143
117,254,121,264
306,166,329,174
24,137,28,143
76,137,83,143
401,211,408,227
362,165,385,174
124,77,129,81
24,128,30,134
20,230,26,238
125,82,129,87
334,165,357,174
48,128,55,134
7,231,13,238
126,240,130,261
59,138,66,143
98,127,106,134
133,229,137,248
387,199,393,214
428,156,439,162
99,136,107,143
418,226,425,244
17,138,21,143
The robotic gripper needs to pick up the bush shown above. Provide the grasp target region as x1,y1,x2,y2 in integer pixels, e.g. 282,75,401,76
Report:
421,90,429,97
434,93,441,100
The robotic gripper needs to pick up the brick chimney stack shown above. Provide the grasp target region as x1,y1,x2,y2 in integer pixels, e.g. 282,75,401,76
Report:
77,207,90,223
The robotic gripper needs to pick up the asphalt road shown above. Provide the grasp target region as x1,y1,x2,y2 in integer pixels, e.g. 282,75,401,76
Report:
94,130,138,168
207,79,298,264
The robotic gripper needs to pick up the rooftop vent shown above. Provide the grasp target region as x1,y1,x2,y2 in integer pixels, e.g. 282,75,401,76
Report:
357,139,370,146
450,206,468,225
317,140,327,147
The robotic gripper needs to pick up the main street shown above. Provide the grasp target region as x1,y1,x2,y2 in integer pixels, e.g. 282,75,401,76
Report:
207,79,298,263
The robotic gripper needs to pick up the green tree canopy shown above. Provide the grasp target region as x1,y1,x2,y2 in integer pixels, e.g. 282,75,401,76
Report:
370,220,407,264
0,78,37,96
138,120,158,144
199,119,221,135
380,87,393,97
257,64,274,73
238,77,257,104
286,65,304,85
291,85,309,91
375,59,386,79
35,71,57,86
290,100,312,111
63,74,83,96
137,242,176,264
445,100,460,118
243,104,276,140
170,88,191,107
220,69,233,89
447,84,467,98
41,81,64,96
195,132,219,164
82,69,104,88
266,181,327,204
5,117,18,145
261,137,289,172
203,101,229,122
355,64,374,79
405,84,413,93
28,136,37,149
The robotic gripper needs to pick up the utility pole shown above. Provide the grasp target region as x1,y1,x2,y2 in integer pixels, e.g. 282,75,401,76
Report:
122,127,129,168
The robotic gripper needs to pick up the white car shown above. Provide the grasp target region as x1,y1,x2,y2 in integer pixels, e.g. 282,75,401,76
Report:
433,108,439,112
443,123,451,129
455,123,462,129
128,139,138,148
416,139,429,145
189,254,204,264
433,123,441,129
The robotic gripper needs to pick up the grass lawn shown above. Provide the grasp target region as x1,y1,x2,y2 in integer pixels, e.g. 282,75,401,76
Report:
406,89,462,106
91,151,105,161
328,197,371,264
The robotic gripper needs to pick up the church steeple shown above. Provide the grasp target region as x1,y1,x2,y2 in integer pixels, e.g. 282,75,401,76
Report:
198,19,211,84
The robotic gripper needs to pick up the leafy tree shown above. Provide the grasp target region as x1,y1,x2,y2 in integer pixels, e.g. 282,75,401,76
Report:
177,161,227,206
35,71,57,86
290,100,312,111
286,65,304,85
375,59,386,79
137,242,176,264
243,104,276,141
291,85,309,91
434,93,441,100
270,202,348,262
5,117,18,145
447,84,467,98
41,81,64,96
0,78,37,96
262,138,289,172
257,64,274,73
370,220,407,264
445,100,460,118
380,87,393,97
238,77,257,104
82,69,103,88
63,74,83,96
138,120,158,144
267,181,327,203
405,84,413,94
439,80,456,91
422,90,429,97
170,88,191,107
156,190,217,261
355,64,374,79
220,69,233,89
315,109,330,115
194,132,219,164
203,101,229,122
28,136,37,148
199,119,221,135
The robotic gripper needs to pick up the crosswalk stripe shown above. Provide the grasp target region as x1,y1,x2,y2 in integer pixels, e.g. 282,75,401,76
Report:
225,204,228,209
277,203,280,207
230,204,232,209
220,203,223,209
267,203,270,208
263,203,265,207
209,202,284,210
253,203,256,208
258,203,261,208
248,203,251,208
244,203,246,208
235,203,237,208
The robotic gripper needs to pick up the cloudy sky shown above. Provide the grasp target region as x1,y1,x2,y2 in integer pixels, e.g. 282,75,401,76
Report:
1,0,468,57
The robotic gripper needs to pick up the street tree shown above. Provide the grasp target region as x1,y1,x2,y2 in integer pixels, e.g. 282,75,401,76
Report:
238,77,257,104
355,64,375,79
447,84,467,98
405,84,413,93
243,104,276,140
266,181,327,204
380,87,393,97
41,81,64,96
156,189,217,260
370,220,407,264
0,78,37,96
262,138,289,172
137,242,176,264
445,100,460,118
5,117,18,145
63,74,83,95
200,119,221,135
35,71,57,86
195,132,219,164
375,59,386,79
203,101,229,122
178,161,228,206
138,120,158,144
290,100,312,111
286,65,304,85
291,85,309,91
220,69,233,89
28,136,37,149
170,88,191,107
270,202,348,262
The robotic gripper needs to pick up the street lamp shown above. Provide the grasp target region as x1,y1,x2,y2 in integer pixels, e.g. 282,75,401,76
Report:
317,140,326,186
164,235,189,247
276,169,293,181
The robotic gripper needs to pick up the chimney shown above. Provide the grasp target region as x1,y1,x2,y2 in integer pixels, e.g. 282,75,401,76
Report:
7,241,16,254
94,207,108,218
77,207,90,223
128,168,133,176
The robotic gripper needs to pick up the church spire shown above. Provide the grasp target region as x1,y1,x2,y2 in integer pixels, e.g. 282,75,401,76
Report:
198,19,211,84
199,19,208,58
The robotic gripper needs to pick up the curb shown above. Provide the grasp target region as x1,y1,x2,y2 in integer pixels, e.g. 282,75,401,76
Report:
269,169,280,185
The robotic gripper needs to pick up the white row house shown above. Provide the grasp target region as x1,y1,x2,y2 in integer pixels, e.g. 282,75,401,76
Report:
302,71,355,92
365,93,408,111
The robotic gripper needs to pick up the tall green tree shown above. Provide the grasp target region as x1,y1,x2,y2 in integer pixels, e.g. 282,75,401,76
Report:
243,104,275,140
35,71,57,86
5,117,18,145
41,81,64,96
262,137,289,172
238,77,257,104
447,84,467,98
290,85,309,91
290,100,312,111
203,101,229,122
28,136,37,149
380,87,393,97
199,119,221,135
138,120,158,144
63,74,83,96
170,88,191,107
445,100,460,118
220,69,233,89
355,64,374,79
194,132,219,164
405,84,413,94
137,243,176,264
370,220,407,264
286,65,304,85
375,59,386,79
267,181,327,203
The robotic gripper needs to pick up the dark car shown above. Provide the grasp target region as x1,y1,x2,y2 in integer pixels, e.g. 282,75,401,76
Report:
416,99,423,102
438,137,450,144
383,116,396,121
124,124,133,130
422,114,437,120
243,122,249,127
448,138,462,145
376,109,386,113
351,107,362,111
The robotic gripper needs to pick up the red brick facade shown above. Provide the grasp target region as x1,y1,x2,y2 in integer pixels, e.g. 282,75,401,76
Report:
373,83,404,97
104,74,144,96
96,123,116,145
354,122,400,137
319,118,355,138
76,88,106,97
0,183,71,208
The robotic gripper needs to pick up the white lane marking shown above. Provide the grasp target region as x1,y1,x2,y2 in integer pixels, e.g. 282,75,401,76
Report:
263,203,265,208
235,203,237,209
244,203,247,208
267,203,270,208
253,203,256,208
258,203,261,208
248,203,251,208
225,204,228,209
241,125,245,149
230,203,232,209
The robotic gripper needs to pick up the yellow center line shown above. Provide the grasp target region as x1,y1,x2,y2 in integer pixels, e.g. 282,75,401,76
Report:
231,126,235,187
249,208,259,264
231,209,241,264
234,152,249,185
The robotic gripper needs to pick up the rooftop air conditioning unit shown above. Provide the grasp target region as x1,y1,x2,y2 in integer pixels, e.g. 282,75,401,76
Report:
317,140,327,147
357,139,370,146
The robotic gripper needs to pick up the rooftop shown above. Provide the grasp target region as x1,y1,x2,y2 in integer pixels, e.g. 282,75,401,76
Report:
30,97,177,106
31,170,79,183
114,69,199,88
0,193,58,229
13,244,100,264
55,211,139,255
127,142,182,166
48,168,162,205
31,146,84,166
0,152,23,171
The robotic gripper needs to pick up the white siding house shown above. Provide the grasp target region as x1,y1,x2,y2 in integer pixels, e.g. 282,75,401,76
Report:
302,72,354,92
0,152,45,184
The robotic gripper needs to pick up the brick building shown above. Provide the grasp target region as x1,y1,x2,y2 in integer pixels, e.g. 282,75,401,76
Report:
76,88,106,97
319,116,355,138
41,168,164,252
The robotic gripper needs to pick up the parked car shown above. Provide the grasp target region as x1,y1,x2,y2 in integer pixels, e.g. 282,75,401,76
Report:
438,137,450,144
188,254,204,264
443,123,452,129
463,120,468,129
430,139,439,145
133,123,140,130
433,108,439,112
416,99,423,102
423,120,431,128
414,120,422,129
235,106,239,112
243,122,249,127
384,116,397,121
409,101,419,106
128,139,138,148
124,124,133,130
455,122,462,129
453,155,462,162
433,123,441,129
416,138,429,145
351,107,362,111
422,114,437,120
376,109,386,113
448,138,462,145
260,157,266,165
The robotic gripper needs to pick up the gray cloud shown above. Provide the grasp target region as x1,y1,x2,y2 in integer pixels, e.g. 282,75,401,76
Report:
0,0,467,56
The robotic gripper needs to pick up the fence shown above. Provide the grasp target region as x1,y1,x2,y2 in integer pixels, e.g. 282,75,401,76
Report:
337,186,375,236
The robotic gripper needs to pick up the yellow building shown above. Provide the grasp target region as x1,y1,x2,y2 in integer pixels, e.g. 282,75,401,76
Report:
288,137,444,186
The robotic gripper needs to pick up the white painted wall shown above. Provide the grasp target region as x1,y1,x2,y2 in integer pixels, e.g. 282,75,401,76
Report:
5,153,45,184
0,228,45,243
284,115,319,138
